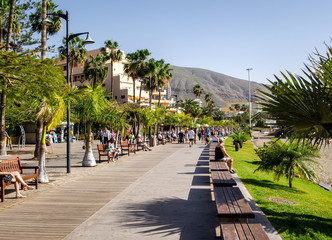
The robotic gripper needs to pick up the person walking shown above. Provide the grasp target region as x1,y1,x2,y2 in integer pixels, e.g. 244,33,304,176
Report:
188,128,195,147
103,128,110,144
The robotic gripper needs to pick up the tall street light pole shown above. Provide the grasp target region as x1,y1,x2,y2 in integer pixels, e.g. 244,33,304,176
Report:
149,76,152,147
246,68,253,129
43,11,94,173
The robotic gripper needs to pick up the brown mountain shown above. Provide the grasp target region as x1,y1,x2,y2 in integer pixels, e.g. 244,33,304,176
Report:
170,66,266,107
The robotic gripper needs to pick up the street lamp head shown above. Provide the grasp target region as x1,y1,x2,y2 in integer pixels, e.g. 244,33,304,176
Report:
42,16,53,26
83,33,95,44
246,68,253,71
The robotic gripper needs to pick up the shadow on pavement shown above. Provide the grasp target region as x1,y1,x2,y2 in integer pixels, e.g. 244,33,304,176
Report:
116,145,219,239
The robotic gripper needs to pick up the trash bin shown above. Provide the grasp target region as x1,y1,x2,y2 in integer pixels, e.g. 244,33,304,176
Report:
152,136,156,147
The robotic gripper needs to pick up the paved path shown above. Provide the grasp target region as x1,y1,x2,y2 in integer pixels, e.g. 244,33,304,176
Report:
0,141,281,240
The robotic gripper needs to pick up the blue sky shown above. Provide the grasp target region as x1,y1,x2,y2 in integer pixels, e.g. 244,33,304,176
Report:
48,0,332,84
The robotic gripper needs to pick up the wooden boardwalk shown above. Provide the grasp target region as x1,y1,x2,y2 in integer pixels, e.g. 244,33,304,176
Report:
0,143,183,240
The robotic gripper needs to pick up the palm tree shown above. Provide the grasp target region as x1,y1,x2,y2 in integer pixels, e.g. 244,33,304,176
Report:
255,140,321,188
36,95,66,182
178,99,200,117
58,36,87,87
157,61,173,107
139,107,155,139
29,0,63,39
101,39,123,98
258,44,332,144
72,85,107,167
124,49,151,103
204,93,212,106
29,0,63,160
144,58,173,107
193,84,203,98
240,104,248,111
83,54,108,90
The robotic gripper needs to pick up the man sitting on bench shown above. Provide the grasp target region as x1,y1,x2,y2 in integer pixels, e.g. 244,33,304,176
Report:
215,138,235,174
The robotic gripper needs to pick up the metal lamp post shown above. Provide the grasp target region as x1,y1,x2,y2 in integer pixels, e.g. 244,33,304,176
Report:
246,68,253,129
43,11,94,173
149,76,152,147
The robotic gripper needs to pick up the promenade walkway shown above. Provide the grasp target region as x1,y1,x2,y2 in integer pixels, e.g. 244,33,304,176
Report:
0,141,280,240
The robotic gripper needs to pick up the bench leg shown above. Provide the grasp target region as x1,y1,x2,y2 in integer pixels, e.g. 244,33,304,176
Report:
35,177,38,189
1,186,5,202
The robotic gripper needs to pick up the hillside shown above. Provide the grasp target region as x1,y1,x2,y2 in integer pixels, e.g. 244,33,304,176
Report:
170,66,266,107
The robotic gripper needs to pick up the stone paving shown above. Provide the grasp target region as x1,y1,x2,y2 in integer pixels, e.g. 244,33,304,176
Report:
0,140,281,240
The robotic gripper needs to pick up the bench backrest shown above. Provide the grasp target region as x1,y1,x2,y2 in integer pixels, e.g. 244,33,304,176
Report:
97,144,105,153
121,141,128,147
0,157,22,173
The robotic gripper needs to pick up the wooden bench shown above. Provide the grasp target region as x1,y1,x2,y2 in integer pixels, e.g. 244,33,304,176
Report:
211,171,236,186
214,186,254,221
120,141,136,156
220,222,269,240
136,139,147,151
210,161,228,171
97,144,112,163
209,142,218,148
0,157,39,202
157,137,166,145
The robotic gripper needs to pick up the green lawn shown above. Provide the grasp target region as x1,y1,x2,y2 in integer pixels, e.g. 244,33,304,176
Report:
224,138,332,240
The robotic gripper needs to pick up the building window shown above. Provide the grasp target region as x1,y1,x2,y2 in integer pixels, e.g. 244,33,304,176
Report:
102,83,106,87
63,66,67,71
121,95,125,99
115,96,117,99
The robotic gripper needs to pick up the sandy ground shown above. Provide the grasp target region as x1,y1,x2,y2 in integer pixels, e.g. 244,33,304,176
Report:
252,131,332,187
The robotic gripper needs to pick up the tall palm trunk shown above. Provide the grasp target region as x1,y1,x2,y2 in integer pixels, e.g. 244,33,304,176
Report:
136,116,141,137
133,78,136,103
0,17,3,44
82,122,96,167
35,0,47,160
115,129,120,148
0,89,7,155
158,89,161,107
138,81,142,104
0,0,15,156
39,124,49,183
110,61,114,98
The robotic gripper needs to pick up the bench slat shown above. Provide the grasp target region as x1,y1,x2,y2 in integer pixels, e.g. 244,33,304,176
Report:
221,222,269,240
214,186,254,218
211,171,236,186
210,161,228,171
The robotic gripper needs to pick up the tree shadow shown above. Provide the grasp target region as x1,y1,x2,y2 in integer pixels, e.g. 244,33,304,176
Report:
260,207,332,238
115,148,219,239
241,178,305,194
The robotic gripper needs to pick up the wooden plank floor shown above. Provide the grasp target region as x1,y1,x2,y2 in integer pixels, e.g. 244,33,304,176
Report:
0,144,184,240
